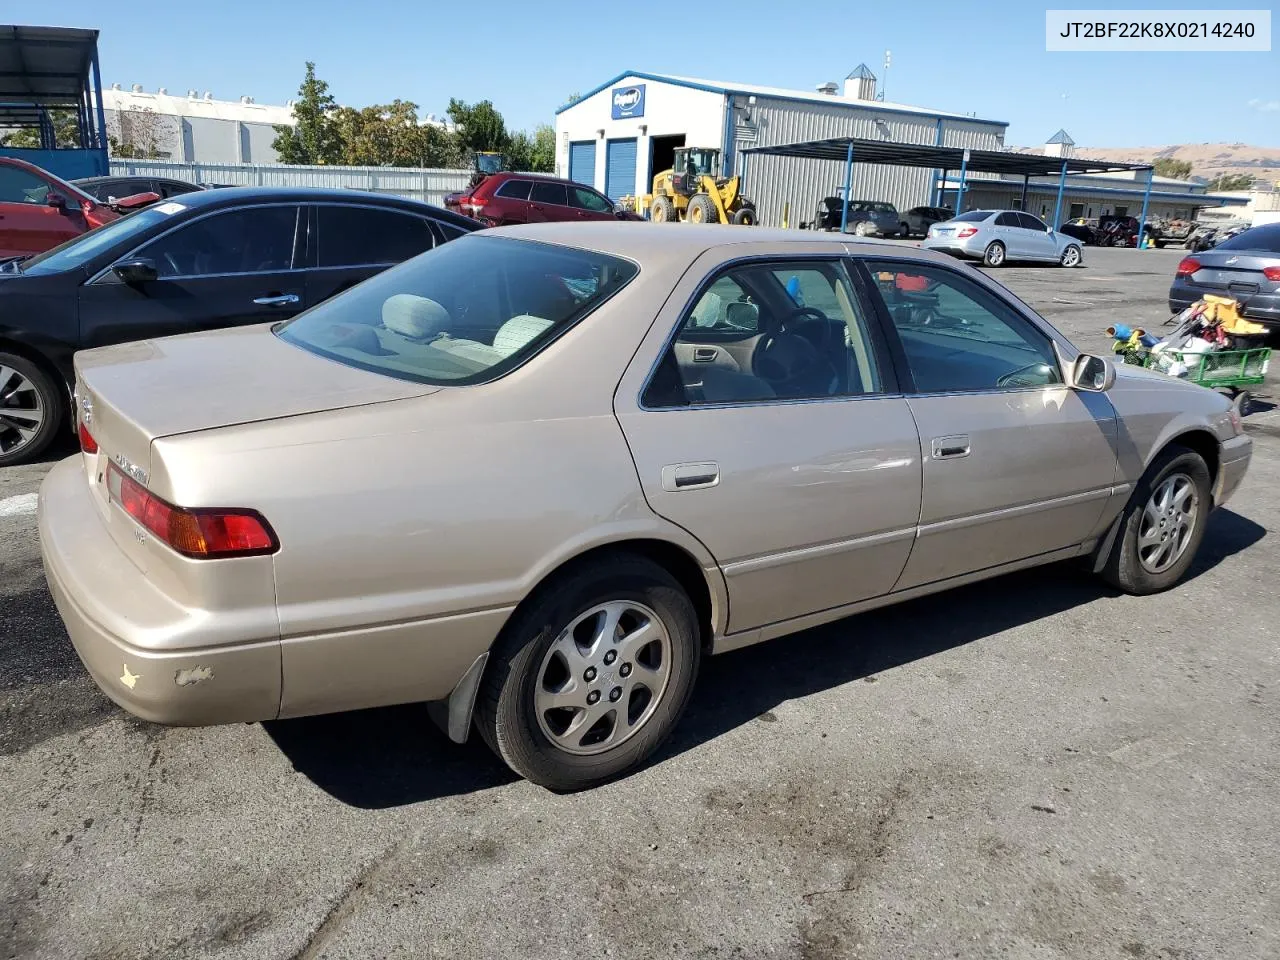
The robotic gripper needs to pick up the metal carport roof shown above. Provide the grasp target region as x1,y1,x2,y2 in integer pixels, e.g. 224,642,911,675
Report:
0,25,100,105
741,136,1151,177
742,136,1161,240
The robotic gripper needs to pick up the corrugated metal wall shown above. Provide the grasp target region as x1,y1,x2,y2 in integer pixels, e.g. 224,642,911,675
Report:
108,159,473,206
739,96,1005,228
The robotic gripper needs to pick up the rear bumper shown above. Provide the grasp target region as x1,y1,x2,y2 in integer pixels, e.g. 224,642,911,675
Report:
922,236,983,259
1216,434,1252,508
1168,280,1280,328
38,456,282,726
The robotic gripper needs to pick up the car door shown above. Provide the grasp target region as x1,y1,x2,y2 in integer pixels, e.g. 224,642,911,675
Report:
859,258,1119,590
614,248,923,637
567,184,617,222
76,203,306,347
304,202,437,305
528,182,570,223
0,165,86,257
1017,213,1058,260
992,211,1027,258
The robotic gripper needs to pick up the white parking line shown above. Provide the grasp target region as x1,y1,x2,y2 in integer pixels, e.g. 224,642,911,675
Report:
0,493,38,517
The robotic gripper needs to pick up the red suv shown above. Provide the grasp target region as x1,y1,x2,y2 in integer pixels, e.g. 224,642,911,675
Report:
0,157,157,259
446,173,641,227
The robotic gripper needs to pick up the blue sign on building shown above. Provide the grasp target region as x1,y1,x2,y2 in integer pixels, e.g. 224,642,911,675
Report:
610,84,646,120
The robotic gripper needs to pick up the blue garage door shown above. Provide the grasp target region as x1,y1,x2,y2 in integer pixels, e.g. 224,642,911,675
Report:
605,138,638,201
568,141,596,187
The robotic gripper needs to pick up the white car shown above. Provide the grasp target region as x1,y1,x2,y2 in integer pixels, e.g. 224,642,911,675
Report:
924,210,1083,267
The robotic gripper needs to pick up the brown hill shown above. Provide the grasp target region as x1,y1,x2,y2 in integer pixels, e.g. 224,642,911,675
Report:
1013,143,1280,185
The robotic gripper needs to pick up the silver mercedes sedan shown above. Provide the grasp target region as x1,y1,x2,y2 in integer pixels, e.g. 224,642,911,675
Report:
40,224,1251,790
924,209,1084,267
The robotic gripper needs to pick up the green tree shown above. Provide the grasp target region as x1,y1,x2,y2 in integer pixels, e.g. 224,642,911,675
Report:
1153,158,1192,179
529,124,556,172
273,62,341,165
1206,172,1255,191
0,108,81,148
446,98,509,155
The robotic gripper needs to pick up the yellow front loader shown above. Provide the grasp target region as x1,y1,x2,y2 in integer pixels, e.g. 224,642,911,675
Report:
627,147,758,225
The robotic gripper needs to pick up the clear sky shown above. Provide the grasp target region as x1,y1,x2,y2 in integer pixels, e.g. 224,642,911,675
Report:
28,0,1280,146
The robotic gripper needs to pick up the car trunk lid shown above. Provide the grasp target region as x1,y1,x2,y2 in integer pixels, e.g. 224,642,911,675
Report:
1185,250,1280,298
75,321,434,505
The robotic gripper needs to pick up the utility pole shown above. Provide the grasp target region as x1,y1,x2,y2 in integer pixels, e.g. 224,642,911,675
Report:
878,50,891,102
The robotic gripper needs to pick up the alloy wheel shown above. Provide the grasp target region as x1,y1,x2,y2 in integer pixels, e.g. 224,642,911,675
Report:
534,601,672,756
1137,473,1198,574
0,365,46,456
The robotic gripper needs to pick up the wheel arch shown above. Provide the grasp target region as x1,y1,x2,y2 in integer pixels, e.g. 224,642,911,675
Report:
1161,428,1220,491
0,336,72,411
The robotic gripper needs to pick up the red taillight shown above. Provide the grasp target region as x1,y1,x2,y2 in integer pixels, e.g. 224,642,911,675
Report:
956,226,978,238
1177,257,1201,277
78,422,98,454
1263,266,1280,281
106,462,277,559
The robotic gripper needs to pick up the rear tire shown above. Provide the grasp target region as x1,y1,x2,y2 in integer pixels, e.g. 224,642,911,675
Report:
475,554,701,791
982,241,1006,267
1100,445,1211,595
899,222,910,238
0,351,64,467
687,193,719,224
650,194,675,223
853,220,874,237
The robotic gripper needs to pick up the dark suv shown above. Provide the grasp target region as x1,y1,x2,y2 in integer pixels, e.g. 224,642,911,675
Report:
446,173,641,227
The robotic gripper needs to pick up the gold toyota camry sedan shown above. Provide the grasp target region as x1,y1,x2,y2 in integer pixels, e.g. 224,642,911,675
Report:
40,223,1252,790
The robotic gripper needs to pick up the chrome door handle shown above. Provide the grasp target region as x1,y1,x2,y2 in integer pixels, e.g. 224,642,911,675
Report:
931,435,970,460
253,293,300,307
661,462,719,492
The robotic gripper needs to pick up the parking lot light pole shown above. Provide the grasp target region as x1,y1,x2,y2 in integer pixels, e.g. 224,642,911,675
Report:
1052,159,1069,229
953,149,969,217
840,141,854,233
1137,166,1154,249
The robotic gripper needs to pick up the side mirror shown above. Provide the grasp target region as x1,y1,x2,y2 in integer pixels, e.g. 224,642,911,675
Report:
1071,354,1115,392
46,193,68,211
112,258,158,286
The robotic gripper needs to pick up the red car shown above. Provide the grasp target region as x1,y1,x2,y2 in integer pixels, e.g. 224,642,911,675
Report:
0,157,158,259
445,172,641,227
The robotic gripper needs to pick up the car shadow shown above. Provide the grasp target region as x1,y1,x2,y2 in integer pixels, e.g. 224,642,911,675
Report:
264,508,1264,808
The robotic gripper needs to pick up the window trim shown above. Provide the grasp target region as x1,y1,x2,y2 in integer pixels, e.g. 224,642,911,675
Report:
853,257,1068,396
311,201,437,270
638,253,901,412
87,202,305,284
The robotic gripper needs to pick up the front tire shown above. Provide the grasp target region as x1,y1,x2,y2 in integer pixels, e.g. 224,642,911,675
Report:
1060,244,1081,267
0,352,64,467
982,241,1006,267
475,554,701,790
650,194,675,223
1100,445,1211,595
687,193,719,224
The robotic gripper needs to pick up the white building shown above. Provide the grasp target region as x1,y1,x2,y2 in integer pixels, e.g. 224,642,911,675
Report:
553,67,1007,227
102,85,454,165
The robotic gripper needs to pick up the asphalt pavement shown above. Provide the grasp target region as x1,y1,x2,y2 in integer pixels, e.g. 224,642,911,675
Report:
2,246,1278,960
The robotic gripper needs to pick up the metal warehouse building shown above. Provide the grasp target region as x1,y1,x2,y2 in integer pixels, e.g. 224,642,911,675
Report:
553,67,1007,227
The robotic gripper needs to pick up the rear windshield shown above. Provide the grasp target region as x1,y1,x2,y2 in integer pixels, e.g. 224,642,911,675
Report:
953,210,994,222
276,235,639,385
1215,224,1280,254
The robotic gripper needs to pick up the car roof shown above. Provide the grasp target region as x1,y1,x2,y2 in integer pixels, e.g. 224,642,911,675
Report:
150,185,475,224
489,221,959,267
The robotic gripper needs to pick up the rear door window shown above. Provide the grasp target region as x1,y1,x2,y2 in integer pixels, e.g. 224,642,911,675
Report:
317,205,435,267
995,212,1020,227
530,182,568,206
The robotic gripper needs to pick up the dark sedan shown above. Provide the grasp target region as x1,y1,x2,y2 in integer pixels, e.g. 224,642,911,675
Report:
72,175,205,205
1169,223,1280,330
0,187,477,465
